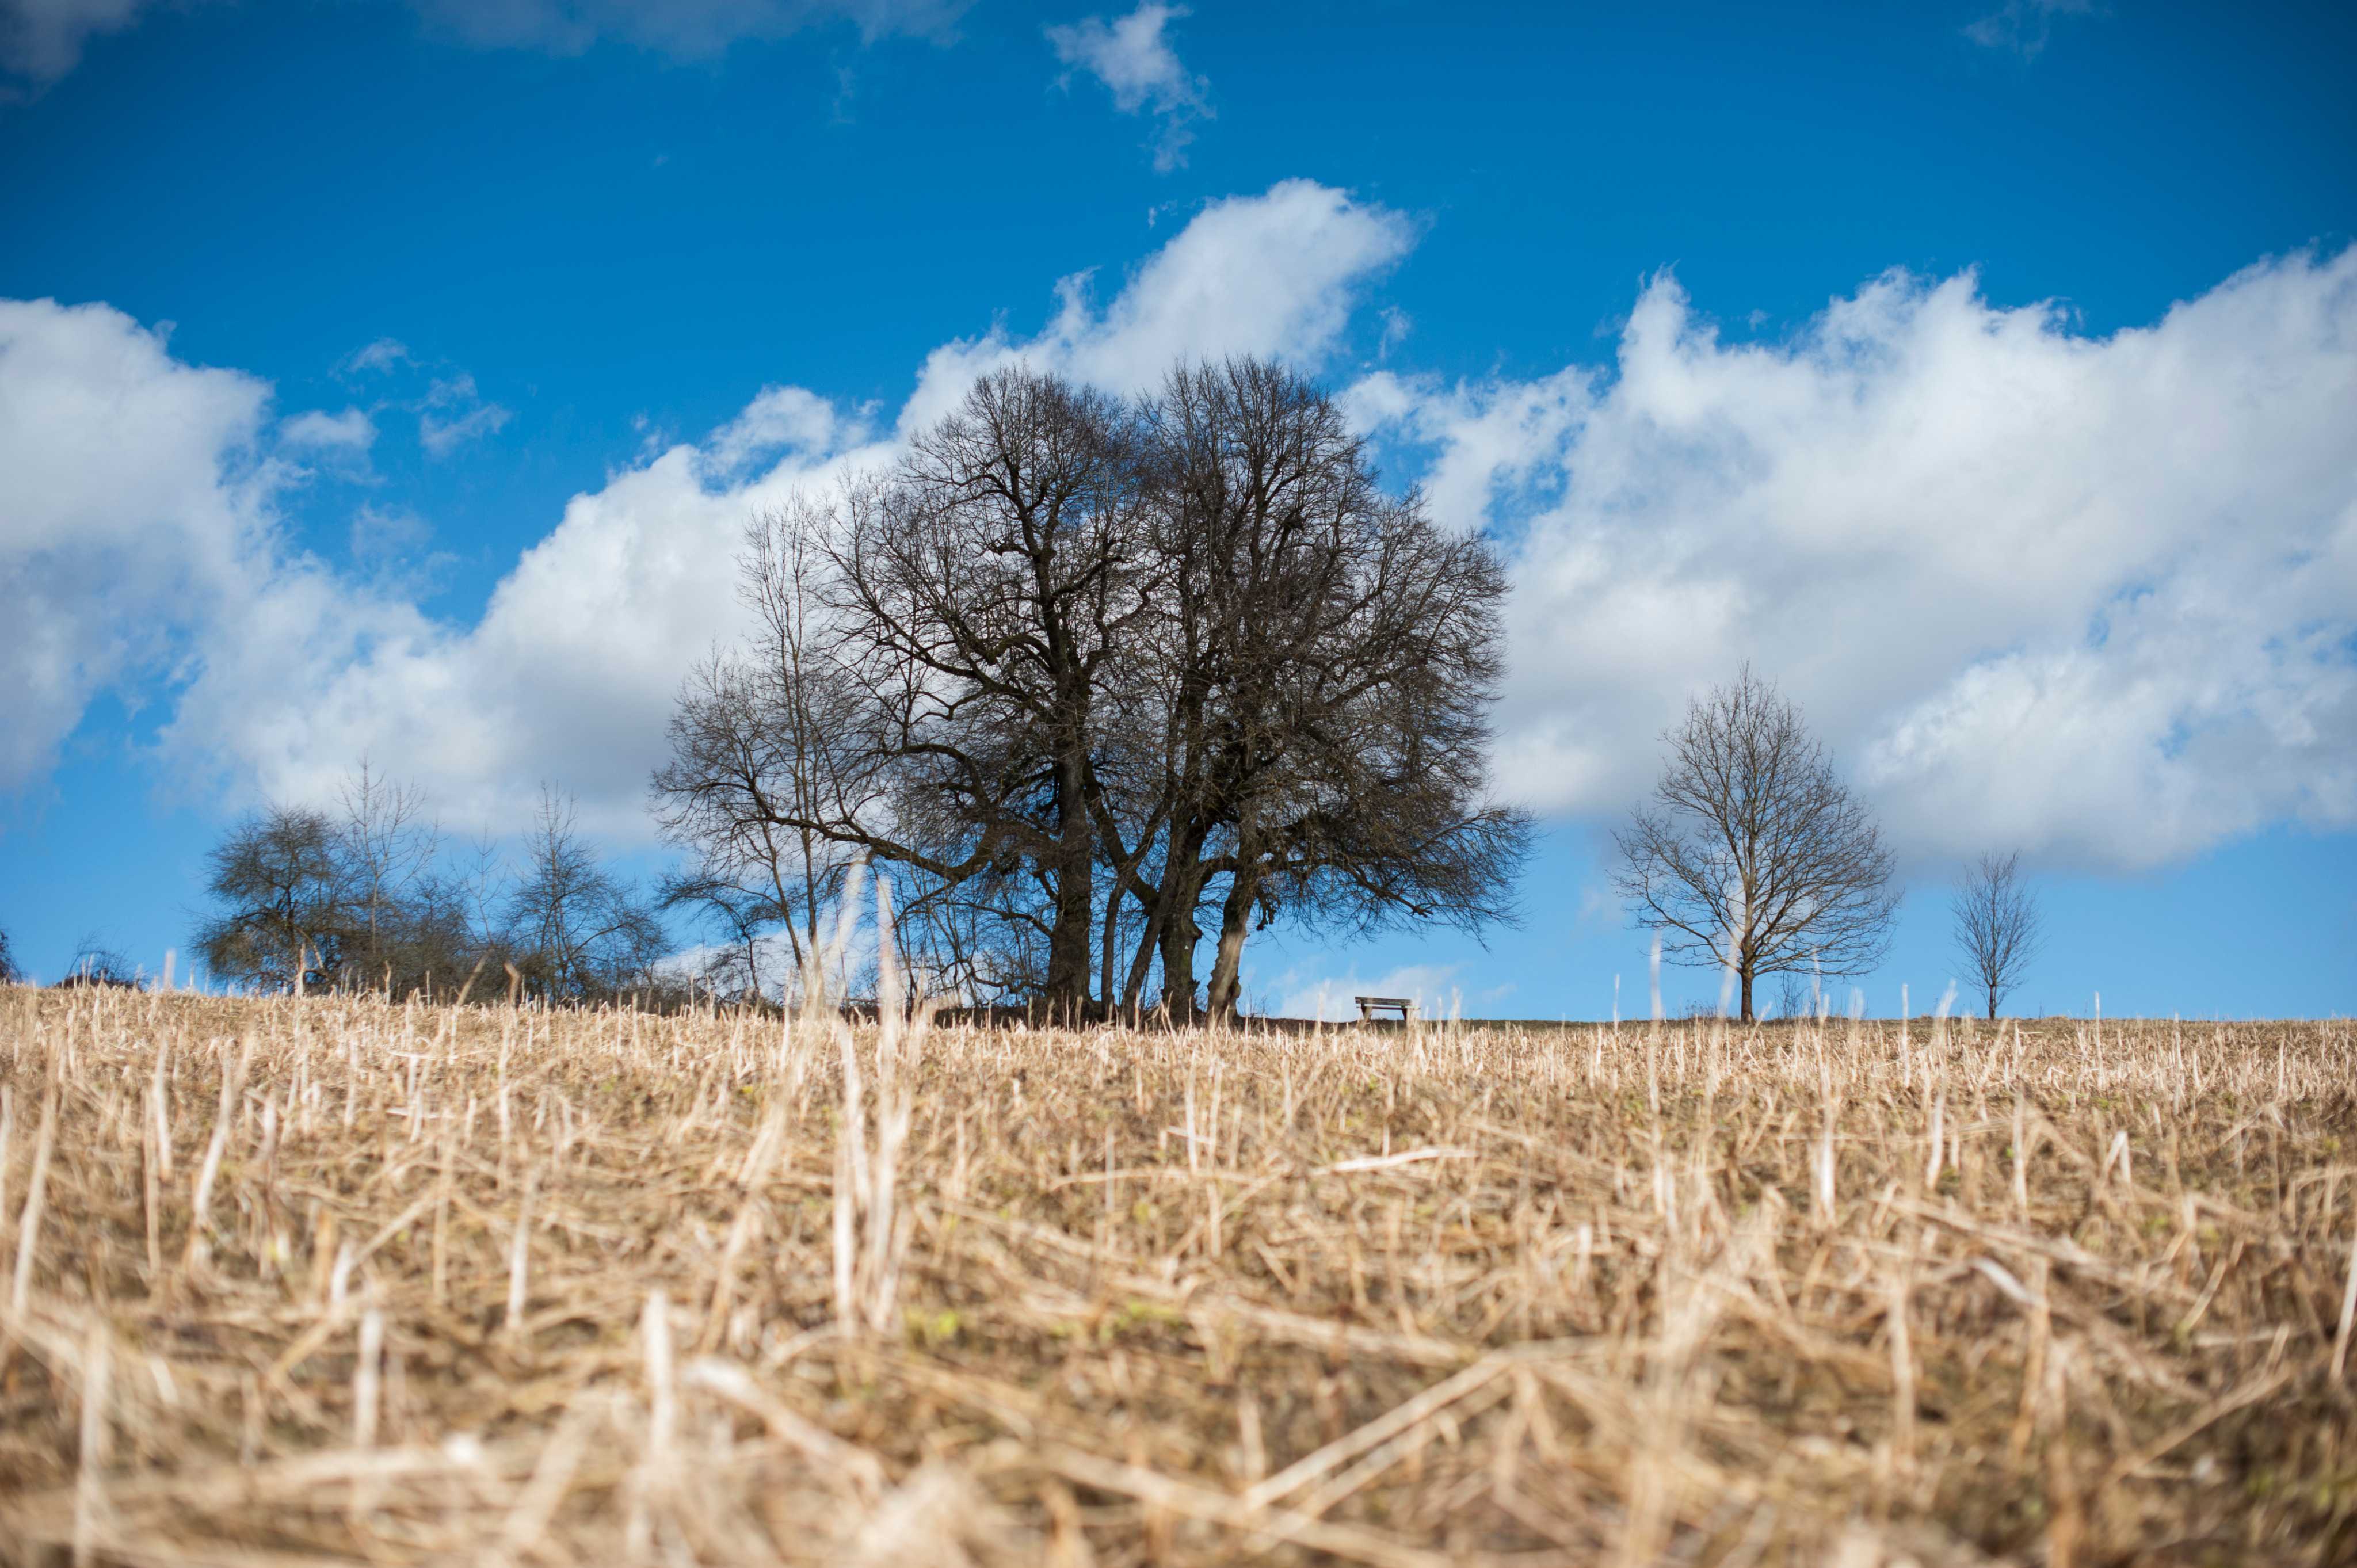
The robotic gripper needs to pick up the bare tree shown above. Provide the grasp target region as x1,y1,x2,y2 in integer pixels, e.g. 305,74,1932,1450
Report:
1115,357,1528,1020
334,758,441,987
1614,666,1899,1023
503,787,666,1002
822,369,1152,1011
655,358,1528,1020
0,924,17,983
653,505,874,1001
657,367,1152,1013
66,933,138,986
1951,850,2045,1020
192,805,348,994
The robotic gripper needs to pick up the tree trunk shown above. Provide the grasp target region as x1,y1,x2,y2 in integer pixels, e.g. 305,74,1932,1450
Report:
1159,894,1204,1021
1738,966,1751,1024
1100,890,1126,1021
1139,826,1211,1020
1044,749,1095,1012
1204,866,1257,1022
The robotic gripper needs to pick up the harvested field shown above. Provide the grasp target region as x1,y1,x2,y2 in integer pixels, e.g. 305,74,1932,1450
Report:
0,979,2352,1566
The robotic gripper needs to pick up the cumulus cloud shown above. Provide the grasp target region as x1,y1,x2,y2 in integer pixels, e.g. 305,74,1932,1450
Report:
406,0,969,58
17,185,2351,892
0,297,277,787
1353,249,2357,873
173,426,884,835
905,179,1414,426
71,181,1401,838
702,384,867,482
1047,2,1210,171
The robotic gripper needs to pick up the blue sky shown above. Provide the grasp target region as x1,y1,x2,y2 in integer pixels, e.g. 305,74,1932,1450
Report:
2,0,2352,1016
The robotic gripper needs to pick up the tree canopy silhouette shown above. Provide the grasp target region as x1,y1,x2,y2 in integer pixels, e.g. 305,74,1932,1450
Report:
654,357,1530,1017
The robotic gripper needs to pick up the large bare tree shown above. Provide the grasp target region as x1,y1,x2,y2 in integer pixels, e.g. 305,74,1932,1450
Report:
655,357,1528,1018
653,367,1153,1013
1950,849,2044,1020
822,369,1153,1013
1614,666,1898,1022
1132,358,1525,1020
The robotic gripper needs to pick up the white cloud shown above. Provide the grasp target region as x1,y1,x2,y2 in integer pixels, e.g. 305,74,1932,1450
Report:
905,179,1413,426
0,0,158,91
417,374,512,457
170,419,887,837
281,407,377,454
1963,0,2092,60
406,0,969,58
171,181,1403,836
1047,2,1210,171
0,297,279,788
703,384,865,481
1354,249,2357,874
22,186,2351,894
343,337,411,375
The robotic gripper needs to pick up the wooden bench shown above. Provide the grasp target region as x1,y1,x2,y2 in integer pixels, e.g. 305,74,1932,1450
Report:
1354,995,1421,1023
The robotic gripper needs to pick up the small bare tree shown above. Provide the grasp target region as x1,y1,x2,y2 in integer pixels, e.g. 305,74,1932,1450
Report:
1614,666,1899,1023
335,758,440,987
503,787,665,1002
193,805,348,994
653,504,873,1002
1951,850,2044,1020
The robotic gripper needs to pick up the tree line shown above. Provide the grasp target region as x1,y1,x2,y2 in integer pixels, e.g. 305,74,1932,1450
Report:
144,359,2055,1021
188,768,668,1004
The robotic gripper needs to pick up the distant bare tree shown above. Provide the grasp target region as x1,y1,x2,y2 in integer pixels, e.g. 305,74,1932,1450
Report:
66,934,138,986
502,787,665,1002
331,759,447,991
1951,850,2045,1020
0,924,16,983
193,805,348,994
336,760,438,955
1614,666,1900,1023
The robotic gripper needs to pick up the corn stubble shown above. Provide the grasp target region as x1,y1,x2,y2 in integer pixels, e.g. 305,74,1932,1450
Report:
0,981,2351,1567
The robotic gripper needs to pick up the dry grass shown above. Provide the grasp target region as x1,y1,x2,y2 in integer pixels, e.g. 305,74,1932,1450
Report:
1,978,2352,1567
